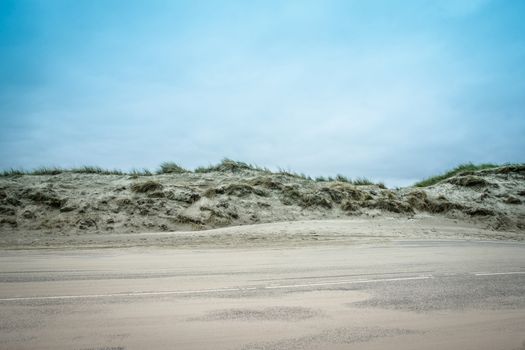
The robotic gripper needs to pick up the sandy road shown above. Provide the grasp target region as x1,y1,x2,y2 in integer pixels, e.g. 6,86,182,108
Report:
1,240,525,350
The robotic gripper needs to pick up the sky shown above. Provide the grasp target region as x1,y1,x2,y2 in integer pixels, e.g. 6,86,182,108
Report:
1,0,524,186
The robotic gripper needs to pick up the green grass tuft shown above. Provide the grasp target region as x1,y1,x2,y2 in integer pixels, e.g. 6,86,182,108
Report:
352,177,374,186
0,168,26,176
312,174,383,186
70,166,123,175
335,174,350,183
414,163,500,187
129,168,153,177
30,167,64,175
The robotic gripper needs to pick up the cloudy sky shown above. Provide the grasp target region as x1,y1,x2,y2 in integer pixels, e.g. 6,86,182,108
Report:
1,0,524,186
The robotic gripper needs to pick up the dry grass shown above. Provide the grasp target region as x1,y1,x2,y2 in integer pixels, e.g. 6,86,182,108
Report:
158,162,188,174
70,166,123,175
130,181,163,193
195,158,270,173
1,166,123,176
447,175,489,187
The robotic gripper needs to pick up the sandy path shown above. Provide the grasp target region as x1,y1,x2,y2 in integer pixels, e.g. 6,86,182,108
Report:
1,216,523,249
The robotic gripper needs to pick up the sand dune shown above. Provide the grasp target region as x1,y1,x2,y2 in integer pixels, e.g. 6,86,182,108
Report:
0,165,523,248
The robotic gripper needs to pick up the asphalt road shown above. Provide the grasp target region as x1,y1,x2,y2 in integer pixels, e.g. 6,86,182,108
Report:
1,240,525,350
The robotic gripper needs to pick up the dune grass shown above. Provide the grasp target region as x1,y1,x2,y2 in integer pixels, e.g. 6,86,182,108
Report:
1,166,125,176
70,166,124,175
195,158,272,174
414,163,500,187
30,167,64,175
276,168,312,180
315,174,384,187
353,177,375,185
0,158,385,188
0,168,26,176
129,168,153,177
158,162,188,174
1,166,66,176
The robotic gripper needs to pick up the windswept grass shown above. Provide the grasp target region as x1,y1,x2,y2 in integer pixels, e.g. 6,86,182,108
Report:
414,163,500,187
158,162,188,174
27,166,124,176
1,166,123,176
195,158,271,173
0,168,26,176
316,174,384,187
0,166,141,177
30,167,64,175
129,168,153,177
335,174,350,182
0,158,388,187
277,168,312,180
352,177,375,186
70,166,123,175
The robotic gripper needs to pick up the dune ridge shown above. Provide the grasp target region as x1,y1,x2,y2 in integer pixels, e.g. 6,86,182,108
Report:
0,164,523,242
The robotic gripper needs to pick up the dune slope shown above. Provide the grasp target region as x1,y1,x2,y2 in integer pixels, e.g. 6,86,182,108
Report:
0,165,524,241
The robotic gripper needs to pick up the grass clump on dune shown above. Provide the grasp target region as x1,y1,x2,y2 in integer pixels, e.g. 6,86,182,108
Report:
316,174,384,187
352,177,375,186
195,158,270,173
2,166,66,176
414,163,499,187
0,167,57,176
1,168,27,176
335,174,350,182
70,166,123,175
129,168,153,177
30,167,64,175
277,168,312,180
158,162,188,174
1,166,124,176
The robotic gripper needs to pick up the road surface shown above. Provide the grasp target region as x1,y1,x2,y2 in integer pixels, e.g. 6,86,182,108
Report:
1,240,525,349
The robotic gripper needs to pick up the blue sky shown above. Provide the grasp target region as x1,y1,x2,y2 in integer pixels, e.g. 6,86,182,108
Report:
1,0,524,186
